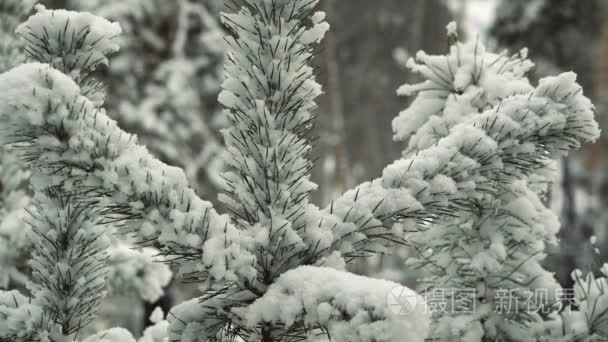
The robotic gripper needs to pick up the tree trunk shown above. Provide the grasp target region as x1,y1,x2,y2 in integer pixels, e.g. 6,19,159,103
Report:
588,10,608,169
319,0,350,204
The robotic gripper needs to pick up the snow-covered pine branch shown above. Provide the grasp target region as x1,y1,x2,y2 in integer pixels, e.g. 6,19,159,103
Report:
0,148,31,288
8,5,249,288
169,1,431,340
217,0,329,281
27,190,110,338
0,60,253,286
381,25,600,341
238,266,428,342
0,2,601,342
0,1,429,341
16,5,122,107
519,264,608,341
307,69,598,265
16,6,174,305
0,0,35,290
0,188,110,341
567,266,608,339
70,0,228,197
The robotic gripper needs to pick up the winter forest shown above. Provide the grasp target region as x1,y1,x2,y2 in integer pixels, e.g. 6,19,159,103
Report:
0,0,606,341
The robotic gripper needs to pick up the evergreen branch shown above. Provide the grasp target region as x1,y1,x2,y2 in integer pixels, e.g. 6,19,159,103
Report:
0,63,255,289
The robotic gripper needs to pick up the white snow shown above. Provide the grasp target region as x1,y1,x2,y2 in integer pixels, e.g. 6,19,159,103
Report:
240,266,430,342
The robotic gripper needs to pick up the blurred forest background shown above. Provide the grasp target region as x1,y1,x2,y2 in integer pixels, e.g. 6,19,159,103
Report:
29,0,608,336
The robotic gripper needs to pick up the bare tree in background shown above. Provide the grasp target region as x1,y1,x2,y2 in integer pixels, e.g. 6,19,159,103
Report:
315,0,350,205
313,0,451,194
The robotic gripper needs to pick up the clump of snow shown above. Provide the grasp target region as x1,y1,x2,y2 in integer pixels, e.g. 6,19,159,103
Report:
393,38,534,147
150,307,164,324
240,266,430,342
105,245,172,303
0,290,48,340
139,319,169,342
446,21,458,37
82,328,136,342
16,5,122,105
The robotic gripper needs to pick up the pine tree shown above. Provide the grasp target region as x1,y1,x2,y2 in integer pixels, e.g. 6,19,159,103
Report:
490,0,604,290
393,25,601,341
0,2,601,342
16,4,172,309
0,2,429,341
0,5,122,341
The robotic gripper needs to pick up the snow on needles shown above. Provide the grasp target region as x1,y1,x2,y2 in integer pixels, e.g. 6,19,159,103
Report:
0,62,255,286
240,266,430,342
16,5,122,106
0,1,602,341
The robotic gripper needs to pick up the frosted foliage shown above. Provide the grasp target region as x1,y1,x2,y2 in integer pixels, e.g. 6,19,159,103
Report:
218,0,329,276
0,148,31,288
163,0,428,339
0,1,601,341
0,192,109,341
526,267,608,341
241,266,430,342
568,266,608,340
287,26,598,340
16,5,122,106
105,244,172,303
0,290,52,341
393,39,534,150
167,295,238,342
0,63,255,286
306,71,598,269
0,0,34,290
219,2,328,233
27,192,111,337
389,29,600,341
71,0,227,196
